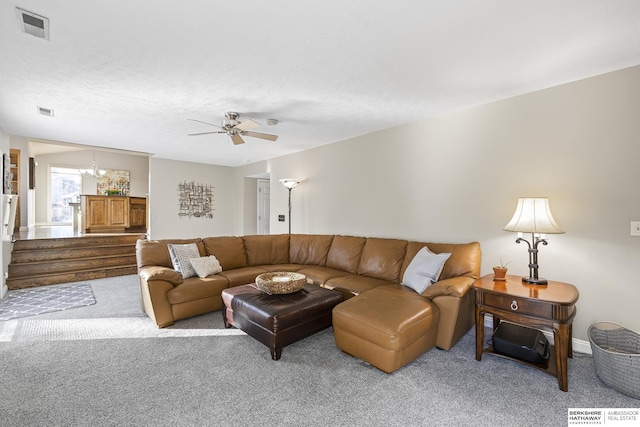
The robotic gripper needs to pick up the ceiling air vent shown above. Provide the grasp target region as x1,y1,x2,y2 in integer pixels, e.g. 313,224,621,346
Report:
16,7,50,40
37,106,54,117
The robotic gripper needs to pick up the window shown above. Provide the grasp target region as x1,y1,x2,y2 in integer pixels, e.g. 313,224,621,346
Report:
49,166,81,223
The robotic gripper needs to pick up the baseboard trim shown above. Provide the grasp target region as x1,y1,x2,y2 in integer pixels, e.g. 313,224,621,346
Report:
484,315,592,355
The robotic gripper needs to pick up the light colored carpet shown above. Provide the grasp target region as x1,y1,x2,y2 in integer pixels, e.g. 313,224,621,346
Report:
1,274,638,427
0,317,246,341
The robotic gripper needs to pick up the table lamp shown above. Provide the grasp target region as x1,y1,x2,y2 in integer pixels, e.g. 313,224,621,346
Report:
503,197,564,285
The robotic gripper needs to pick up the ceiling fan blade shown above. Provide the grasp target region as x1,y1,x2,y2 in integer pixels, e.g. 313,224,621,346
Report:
188,131,224,136
231,134,245,145
244,131,278,141
187,119,222,128
235,119,260,131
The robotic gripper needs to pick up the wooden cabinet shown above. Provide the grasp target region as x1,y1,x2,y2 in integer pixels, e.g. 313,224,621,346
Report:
9,149,20,230
108,196,129,228
84,196,108,229
81,196,131,233
81,195,147,233
128,197,147,232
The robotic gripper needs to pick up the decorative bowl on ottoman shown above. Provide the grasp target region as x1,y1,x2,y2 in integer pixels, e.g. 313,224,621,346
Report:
255,272,307,295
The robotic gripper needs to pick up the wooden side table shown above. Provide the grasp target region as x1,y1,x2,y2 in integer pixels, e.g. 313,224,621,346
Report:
474,274,579,392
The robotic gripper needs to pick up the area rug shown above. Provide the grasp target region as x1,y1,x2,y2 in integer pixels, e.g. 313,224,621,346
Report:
0,283,96,321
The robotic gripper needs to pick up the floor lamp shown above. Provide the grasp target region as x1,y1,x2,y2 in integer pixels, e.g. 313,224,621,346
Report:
279,179,299,234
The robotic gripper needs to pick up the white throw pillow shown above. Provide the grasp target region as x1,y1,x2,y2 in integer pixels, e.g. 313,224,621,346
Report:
168,243,200,279
402,246,451,294
190,255,222,278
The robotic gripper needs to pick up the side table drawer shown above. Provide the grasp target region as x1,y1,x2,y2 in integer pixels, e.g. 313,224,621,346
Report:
483,293,552,318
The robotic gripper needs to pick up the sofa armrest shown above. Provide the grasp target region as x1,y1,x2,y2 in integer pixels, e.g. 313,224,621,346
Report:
138,267,181,328
139,266,183,286
421,276,475,299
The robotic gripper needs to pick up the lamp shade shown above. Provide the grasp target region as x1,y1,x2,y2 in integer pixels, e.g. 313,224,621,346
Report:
503,197,564,234
279,179,299,189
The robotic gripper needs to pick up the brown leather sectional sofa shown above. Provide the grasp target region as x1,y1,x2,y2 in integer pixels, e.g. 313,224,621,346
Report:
136,234,481,369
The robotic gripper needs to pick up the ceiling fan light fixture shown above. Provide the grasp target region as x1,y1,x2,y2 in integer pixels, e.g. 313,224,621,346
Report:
188,111,278,144
223,118,240,128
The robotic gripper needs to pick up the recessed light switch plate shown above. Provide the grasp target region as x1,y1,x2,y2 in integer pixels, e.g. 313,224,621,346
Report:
631,221,640,237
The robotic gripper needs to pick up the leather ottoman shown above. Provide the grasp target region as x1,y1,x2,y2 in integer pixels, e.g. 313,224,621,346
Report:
333,285,440,373
222,283,343,360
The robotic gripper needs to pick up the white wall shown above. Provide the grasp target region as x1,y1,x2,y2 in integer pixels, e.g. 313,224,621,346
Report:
148,157,236,239
235,65,640,342
34,149,149,224
0,127,9,299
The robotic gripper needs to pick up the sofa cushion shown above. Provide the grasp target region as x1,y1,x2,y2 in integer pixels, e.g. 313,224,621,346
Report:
402,246,451,294
290,234,334,266
167,275,229,305
243,234,290,266
203,236,248,270
168,243,201,278
136,238,203,269
190,256,223,278
218,266,269,287
402,241,481,281
296,266,351,286
263,264,305,273
326,235,366,273
357,237,407,282
325,274,393,295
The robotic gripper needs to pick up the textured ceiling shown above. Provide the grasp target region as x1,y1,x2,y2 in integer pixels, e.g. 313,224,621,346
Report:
1,1,640,166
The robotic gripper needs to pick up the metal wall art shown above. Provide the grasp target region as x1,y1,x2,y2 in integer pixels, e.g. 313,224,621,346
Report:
178,181,215,219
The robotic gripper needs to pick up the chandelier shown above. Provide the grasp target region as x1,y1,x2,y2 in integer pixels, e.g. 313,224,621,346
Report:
79,151,106,178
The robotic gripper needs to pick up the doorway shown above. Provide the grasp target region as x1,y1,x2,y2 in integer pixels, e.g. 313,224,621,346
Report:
257,179,270,235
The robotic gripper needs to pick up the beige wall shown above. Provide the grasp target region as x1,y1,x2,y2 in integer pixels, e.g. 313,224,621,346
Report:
148,157,237,239
234,65,640,343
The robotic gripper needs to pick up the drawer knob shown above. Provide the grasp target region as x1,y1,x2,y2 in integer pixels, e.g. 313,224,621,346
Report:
510,300,519,311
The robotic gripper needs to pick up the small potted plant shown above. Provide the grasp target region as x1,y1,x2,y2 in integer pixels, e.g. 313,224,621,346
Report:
493,258,510,281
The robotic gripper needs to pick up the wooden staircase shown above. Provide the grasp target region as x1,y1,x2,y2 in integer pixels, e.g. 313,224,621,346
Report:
7,234,146,290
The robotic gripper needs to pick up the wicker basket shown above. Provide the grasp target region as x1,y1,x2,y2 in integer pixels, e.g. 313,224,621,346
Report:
255,272,307,295
588,322,640,399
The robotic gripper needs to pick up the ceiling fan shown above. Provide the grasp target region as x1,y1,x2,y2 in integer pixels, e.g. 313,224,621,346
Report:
188,112,278,145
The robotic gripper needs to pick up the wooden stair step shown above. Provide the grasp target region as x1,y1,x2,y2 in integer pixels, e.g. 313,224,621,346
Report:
10,245,136,264
8,254,137,277
6,265,138,290
7,234,146,290
11,234,145,252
